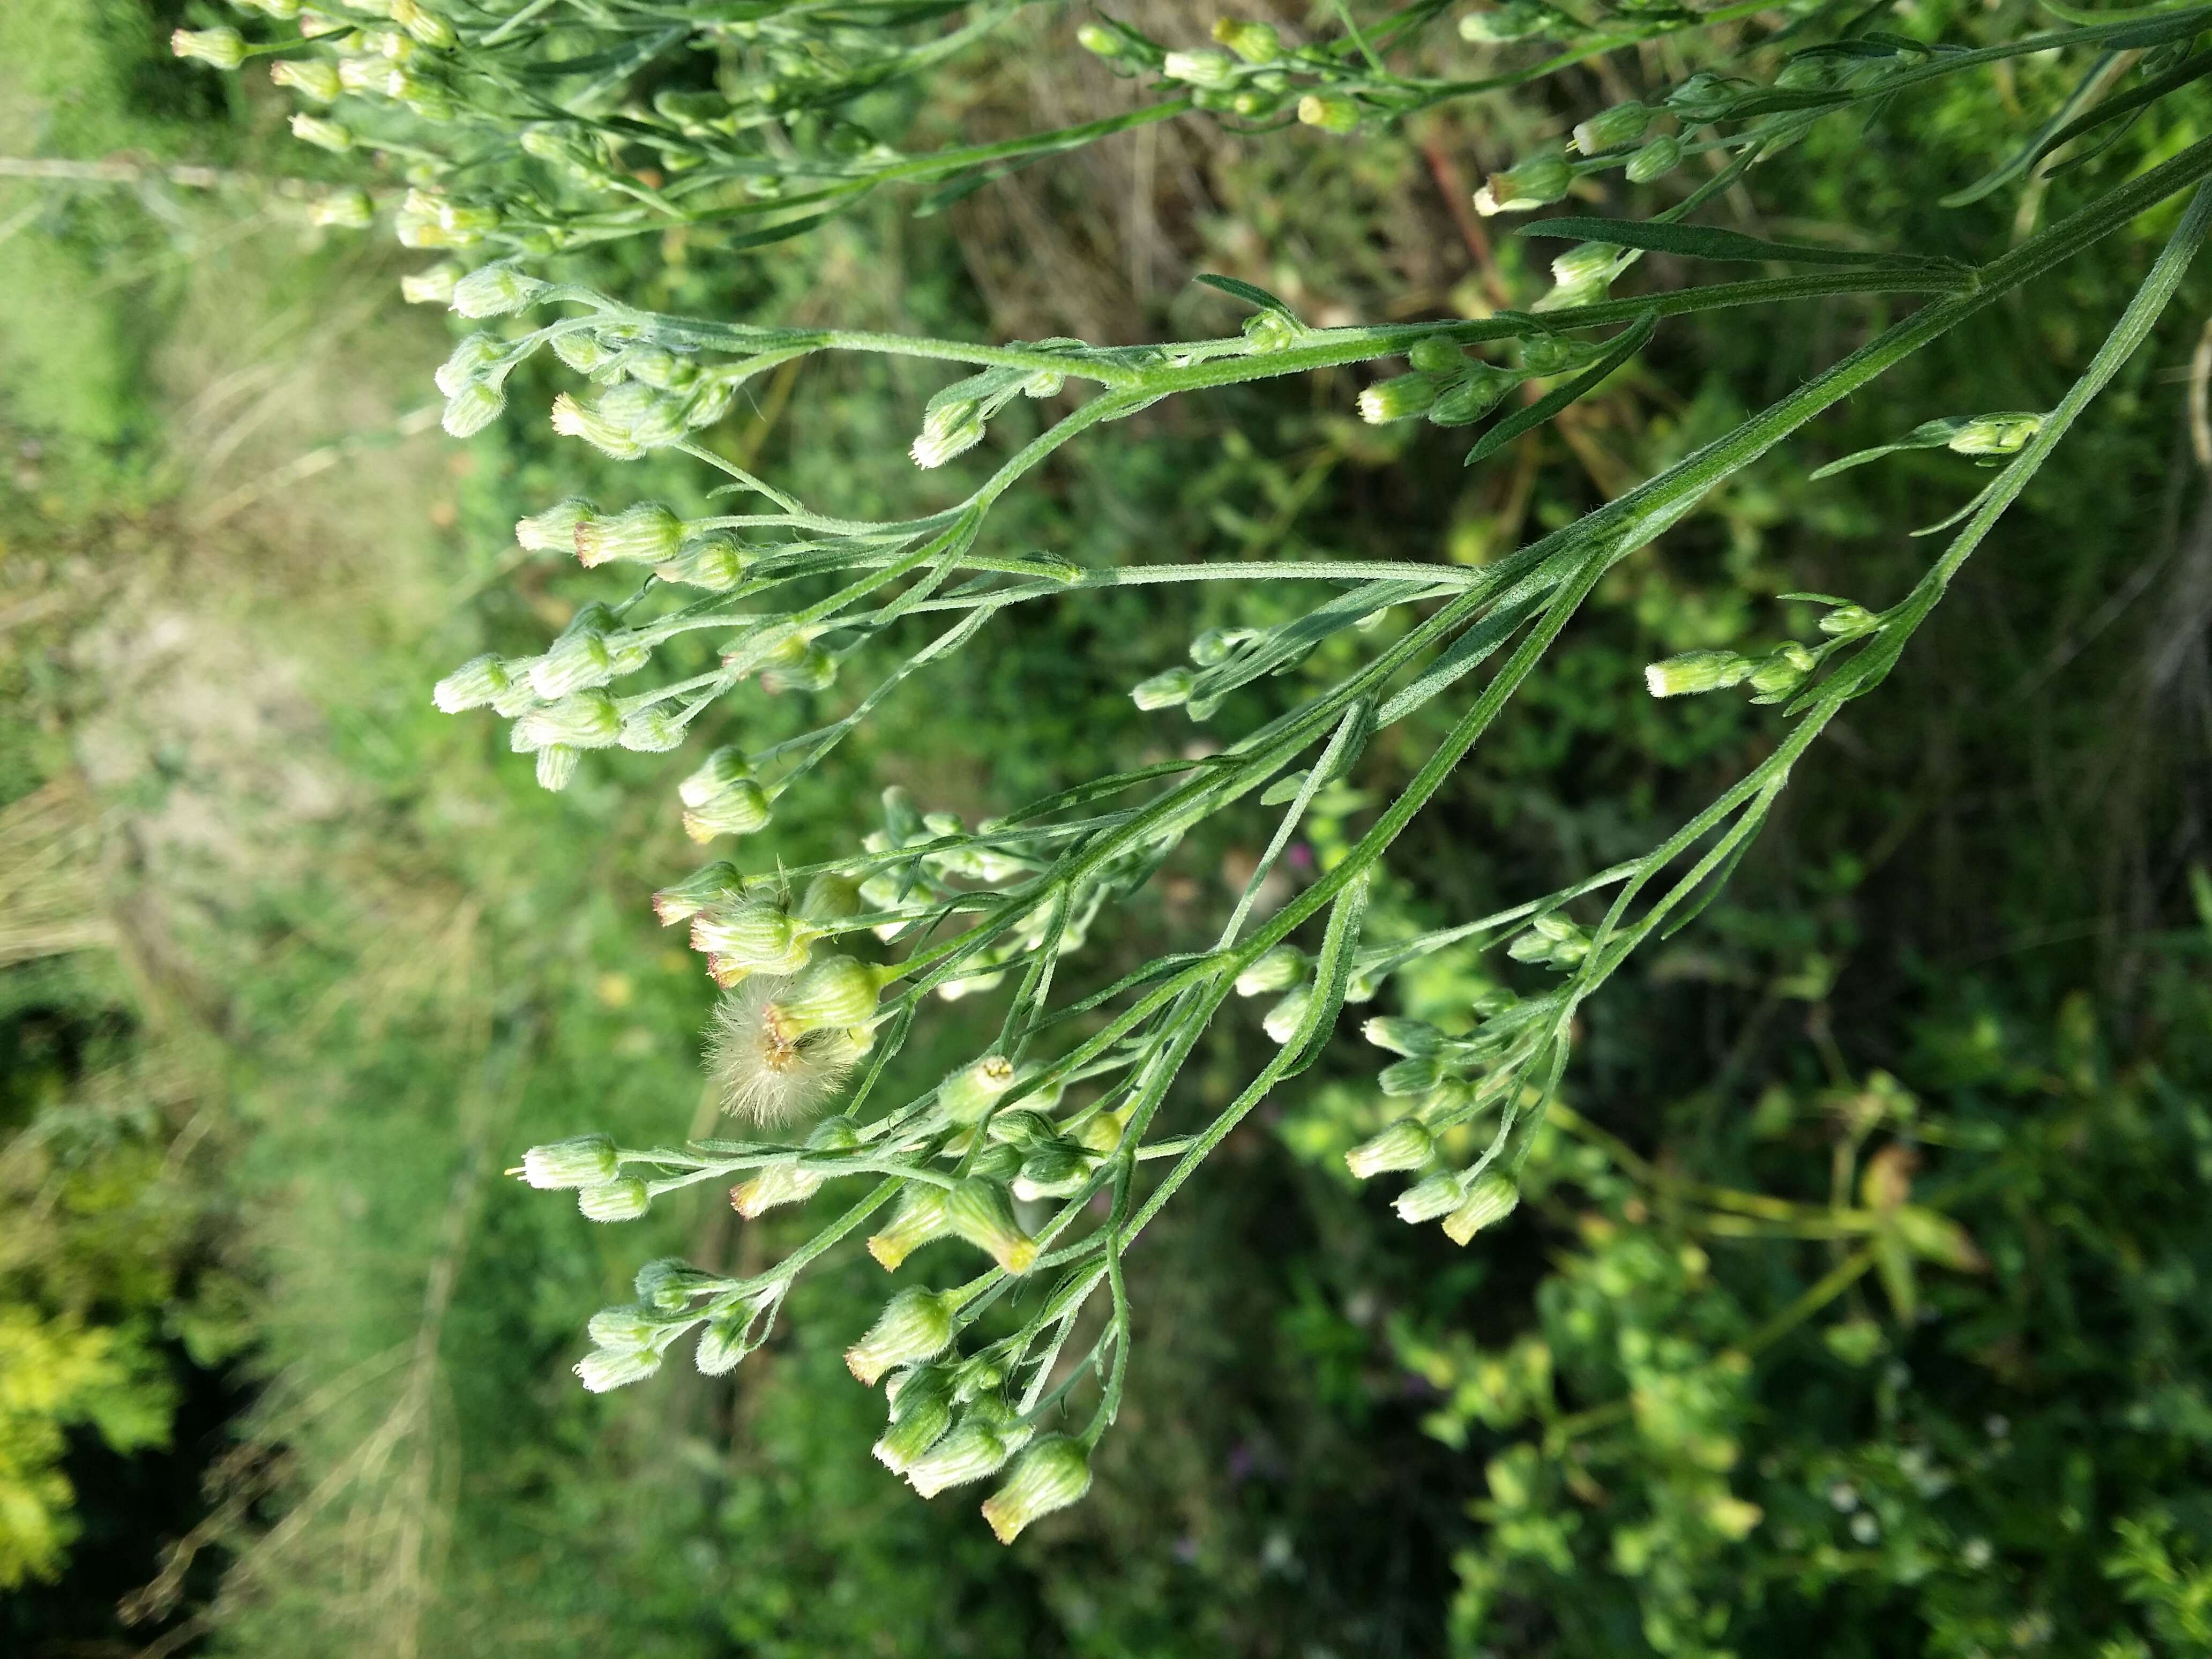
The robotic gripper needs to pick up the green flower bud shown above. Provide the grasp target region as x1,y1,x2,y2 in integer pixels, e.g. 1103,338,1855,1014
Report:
678,746,751,808
1394,1171,1466,1224
799,874,863,924
940,1055,1018,1124
1459,1,1557,43
981,1434,1093,1543
1550,241,1628,289
442,380,505,438
390,0,455,48
1363,1017,1444,1057
984,1109,1059,1148
845,1287,957,1384
867,1183,952,1270
653,861,742,925
1379,1055,1445,1096
1625,134,1683,183
522,1133,619,1189
1297,92,1362,135
1358,372,1443,424
905,1410,1024,1497
235,0,302,18
1013,1143,1094,1202
656,530,746,591
511,496,593,554
1235,945,1306,997
760,645,838,696
1163,47,1235,86
1212,17,1280,62
944,1177,1037,1274
297,7,350,36
432,653,511,713
910,401,985,468
1073,1107,1130,1156
587,1304,664,1351
451,262,549,319
694,1299,771,1374
634,1258,723,1311
1262,983,1313,1044
730,1161,822,1217
552,330,622,376
514,689,621,750
1574,101,1654,154
271,58,341,101
534,745,579,791
434,333,505,398
574,1346,659,1391
1243,310,1301,353
1428,366,1518,427
1665,70,1744,124
1346,1118,1434,1179
1077,21,1130,57
1817,604,1880,639
172,27,247,69
1475,152,1572,216
1947,412,2042,455
873,1372,955,1472
289,113,354,152
1407,337,1467,375
683,781,772,843
578,1177,651,1222
527,606,618,696
1441,1171,1519,1244
765,954,881,1040
399,263,462,306
1644,649,1752,698
691,901,814,973
1131,666,1195,711
575,502,684,567
309,187,375,230
1747,641,1817,698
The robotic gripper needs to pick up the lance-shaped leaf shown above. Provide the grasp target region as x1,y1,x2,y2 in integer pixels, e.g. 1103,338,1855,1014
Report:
1518,216,1954,270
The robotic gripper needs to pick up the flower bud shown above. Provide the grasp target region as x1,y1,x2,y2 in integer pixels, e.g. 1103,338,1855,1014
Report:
874,1372,956,1472
1644,649,1752,698
442,381,505,437
944,1177,1037,1274
1665,70,1743,124
1441,1172,1519,1244
390,0,456,48
1747,641,1816,698
172,27,247,69
694,1301,769,1374
1363,1016,1444,1057
1574,101,1654,154
1625,134,1683,183
1817,604,1880,639
310,187,376,229
549,391,641,459
534,745,579,791
1289,91,1361,135
1946,412,2041,456
1076,21,1126,57
1346,1118,1434,1179
578,1177,651,1222
940,1055,1018,1124
1379,1056,1445,1096
1394,1172,1466,1223
867,1183,952,1270
1459,1,1556,42
765,954,881,1040
634,1258,724,1311
1262,983,1313,1044
905,1407,1025,1497
1475,152,1572,215
1131,666,1194,711
656,530,746,590
514,689,622,750
434,332,504,398
760,646,838,696
451,262,549,318
985,1108,1058,1148
691,901,814,973
522,1133,619,1189
1073,1107,1130,1156
574,1346,659,1391
1406,338,1466,376
297,6,349,35
399,264,462,307
526,604,617,693
512,495,593,553
799,874,863,924
1212,17,1280,61
552,330,622,375
910,401,985,468
1359,372,1443,424
653,861,742,925
845,1287,957,1384
1428,366,1517,427
432,653,510,713
289,113,353,152
981,1434,1092,1542
575,502,684,567
1163,48,1235,86
587,1304,664,1351
1013,1143,1093,1202
730,1161,822,1217
613,708,679,752
684,780,772,842
678,746,751,808
1550,241,1627,289
271,57,342,101
1235,945,1306,997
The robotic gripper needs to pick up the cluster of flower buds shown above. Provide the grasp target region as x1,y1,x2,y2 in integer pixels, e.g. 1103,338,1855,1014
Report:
1644,642,1819,703
1236,943,1316,1042
686,869,857,989
570,1260,780,1389
907,356,1073,468
1359,335,1528,428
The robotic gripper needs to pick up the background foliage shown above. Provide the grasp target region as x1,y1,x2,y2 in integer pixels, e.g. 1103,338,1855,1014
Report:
2,0,2209,1654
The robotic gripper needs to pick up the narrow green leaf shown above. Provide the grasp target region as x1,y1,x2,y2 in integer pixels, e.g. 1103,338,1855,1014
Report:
1941,50,2118,206
1519,216,1946,269
1192,273,1300,316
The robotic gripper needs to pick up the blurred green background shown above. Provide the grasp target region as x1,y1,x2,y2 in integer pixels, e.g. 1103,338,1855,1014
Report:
4,1,2211,1655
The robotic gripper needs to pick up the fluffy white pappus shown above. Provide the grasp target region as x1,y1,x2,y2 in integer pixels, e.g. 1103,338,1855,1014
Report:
705,975,861,1127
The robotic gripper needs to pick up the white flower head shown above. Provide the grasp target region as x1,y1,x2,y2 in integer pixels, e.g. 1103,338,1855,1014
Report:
705,974,863,1126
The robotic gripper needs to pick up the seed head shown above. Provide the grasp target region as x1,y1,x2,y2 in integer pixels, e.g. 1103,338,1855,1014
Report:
705,974,864,1127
